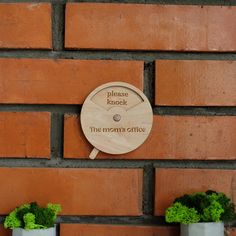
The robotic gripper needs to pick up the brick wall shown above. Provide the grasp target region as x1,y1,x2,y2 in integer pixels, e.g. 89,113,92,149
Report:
0,1,236,236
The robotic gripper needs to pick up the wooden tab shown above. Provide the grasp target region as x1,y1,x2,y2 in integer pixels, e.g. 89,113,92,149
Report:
81,82,153,156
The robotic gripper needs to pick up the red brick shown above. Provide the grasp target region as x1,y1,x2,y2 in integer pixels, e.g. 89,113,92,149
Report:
0,59,143,104
0,226,10,236
65,3,236,51
64,115,236,160
0,3,51,49
228,228,236,236
156,60,236,106
0,168,142,216
0,112,50,158
155,169,236,215
60,224,179,236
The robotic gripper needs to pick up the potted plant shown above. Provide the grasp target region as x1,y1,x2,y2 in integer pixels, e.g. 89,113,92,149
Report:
4,202,61,236
165,190,236,236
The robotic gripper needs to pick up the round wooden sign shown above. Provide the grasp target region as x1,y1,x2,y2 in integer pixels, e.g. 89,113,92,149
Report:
81,82,153,158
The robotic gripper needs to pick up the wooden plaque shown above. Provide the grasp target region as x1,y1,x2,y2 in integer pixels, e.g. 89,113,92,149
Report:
81,82,153,158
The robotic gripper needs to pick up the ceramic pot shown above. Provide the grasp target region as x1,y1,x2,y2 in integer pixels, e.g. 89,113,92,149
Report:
12,227,56,236
181,222,224,236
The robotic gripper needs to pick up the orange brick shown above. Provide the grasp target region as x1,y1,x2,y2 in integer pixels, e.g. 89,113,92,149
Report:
155,169,236,215
65,3,236,51
0,226,10,236
0,59,143,104
0,168,142,215
64,115,236,160
0,3,51,49
156,60,236,106
228,228,236,236
0,112,50,158
60,224,179,236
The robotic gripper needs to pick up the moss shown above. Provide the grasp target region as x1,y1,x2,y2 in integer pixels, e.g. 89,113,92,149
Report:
166,202,200,224
165,190,236,224
4,202,61,230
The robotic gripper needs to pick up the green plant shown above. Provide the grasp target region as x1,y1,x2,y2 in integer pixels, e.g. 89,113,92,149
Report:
4,202,61,230
165,190,236,224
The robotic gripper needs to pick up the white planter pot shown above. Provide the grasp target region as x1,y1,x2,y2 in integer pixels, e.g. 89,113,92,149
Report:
12,227,56,236
181,222,224,236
